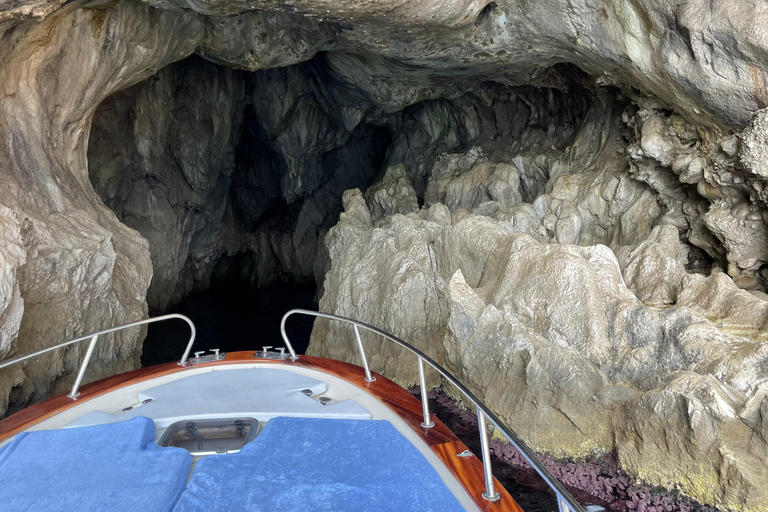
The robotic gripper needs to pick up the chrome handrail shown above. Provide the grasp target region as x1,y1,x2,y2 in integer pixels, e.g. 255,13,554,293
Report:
281,309,585,512
0,314,196,400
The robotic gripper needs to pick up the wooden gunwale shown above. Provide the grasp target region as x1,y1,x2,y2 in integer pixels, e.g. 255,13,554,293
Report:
0,352,522,512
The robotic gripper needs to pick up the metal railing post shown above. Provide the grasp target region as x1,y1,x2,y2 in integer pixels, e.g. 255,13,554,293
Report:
67,335,98,399
417,357,434,428
174,316,198,365
278,315,300,361
477,409,500,501
558,495,573,512
353,325,375,382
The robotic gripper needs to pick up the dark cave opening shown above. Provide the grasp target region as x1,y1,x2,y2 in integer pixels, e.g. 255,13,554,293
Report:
86,51,599,365
141,279,318,367
88,53,398,363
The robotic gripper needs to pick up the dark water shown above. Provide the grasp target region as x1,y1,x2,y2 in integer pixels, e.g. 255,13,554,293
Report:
425,394,561,512
141,281,318,367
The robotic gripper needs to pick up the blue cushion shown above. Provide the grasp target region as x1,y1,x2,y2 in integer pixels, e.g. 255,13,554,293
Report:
0,416,191,512
174,417,465,512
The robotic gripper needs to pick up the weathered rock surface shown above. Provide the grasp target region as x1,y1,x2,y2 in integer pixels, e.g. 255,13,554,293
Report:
619,225,687,306
89,56,245,309
311,188,768,511
161,0,768,132
425,149,522,213
365,164,419,222
0,0,203,413
306,69,768,511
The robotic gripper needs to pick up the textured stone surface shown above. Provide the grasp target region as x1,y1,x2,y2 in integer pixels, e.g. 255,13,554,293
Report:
0,1,200,413
311,188,768,511
425,148,522,213
365,164,419,222
619,225,686,306
0,206,25,361
89,56,245,309
306,74,768,510
129,0,768,132
740,108,768,180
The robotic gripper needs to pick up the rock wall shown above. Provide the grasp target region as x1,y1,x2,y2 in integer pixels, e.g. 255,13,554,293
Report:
88,56,245,309
309,93,768,510
0,0,201,414
87,54,393,307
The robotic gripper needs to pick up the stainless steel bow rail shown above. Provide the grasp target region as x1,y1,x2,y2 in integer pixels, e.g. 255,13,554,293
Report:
280,309,585,512
0,314,196,400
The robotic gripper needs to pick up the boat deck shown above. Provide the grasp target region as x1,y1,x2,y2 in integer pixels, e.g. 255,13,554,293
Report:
0,353,522,512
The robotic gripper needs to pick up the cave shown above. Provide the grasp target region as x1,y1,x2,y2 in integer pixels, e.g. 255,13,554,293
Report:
1,1,768,510
86,52,599,363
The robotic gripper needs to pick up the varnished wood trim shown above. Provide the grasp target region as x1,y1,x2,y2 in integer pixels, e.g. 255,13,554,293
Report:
0,352,521,511
433,441,523,512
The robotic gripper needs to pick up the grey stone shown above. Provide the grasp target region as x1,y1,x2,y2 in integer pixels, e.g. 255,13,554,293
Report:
740,109,768,180
365,164,419,221
89,56,245,309
310,195,768,511
621,225,686,306
425,149,523,212
0,0,195,414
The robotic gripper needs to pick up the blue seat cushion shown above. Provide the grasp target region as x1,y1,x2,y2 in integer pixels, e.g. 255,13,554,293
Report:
174,416,465,512
0,416,191,512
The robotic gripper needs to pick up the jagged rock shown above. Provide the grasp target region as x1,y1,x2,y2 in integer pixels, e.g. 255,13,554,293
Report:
310,195,768,511
423,203,452,227
0,0,196,414
615,373,763,512
198,11,336,70
0,206,26,414
365,164,419,221
249,63,354,202
0,206,25,360
703,200,768,272
131,0,768,132
740,109,768,180
620,225,686,306
678,272,768,332
425,148,522,212
381,85,589,197
625,106,768,278
89,57,245,309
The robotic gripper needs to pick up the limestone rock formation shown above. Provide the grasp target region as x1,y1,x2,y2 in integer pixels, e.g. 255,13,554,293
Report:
0,0,198,414
311,184,768,511
741,109,768,181
305,55,768,510
425,148,523,213
619,225,687,306
365,164,419,221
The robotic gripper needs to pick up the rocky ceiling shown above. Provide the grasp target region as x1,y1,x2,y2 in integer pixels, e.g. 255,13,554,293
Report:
0,0,767,510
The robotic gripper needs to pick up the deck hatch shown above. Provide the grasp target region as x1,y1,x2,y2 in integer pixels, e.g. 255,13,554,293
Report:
158,417,259,456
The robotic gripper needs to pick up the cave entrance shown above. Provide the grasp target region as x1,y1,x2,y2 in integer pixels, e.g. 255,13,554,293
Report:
88,50,595,365
87,53,393,363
